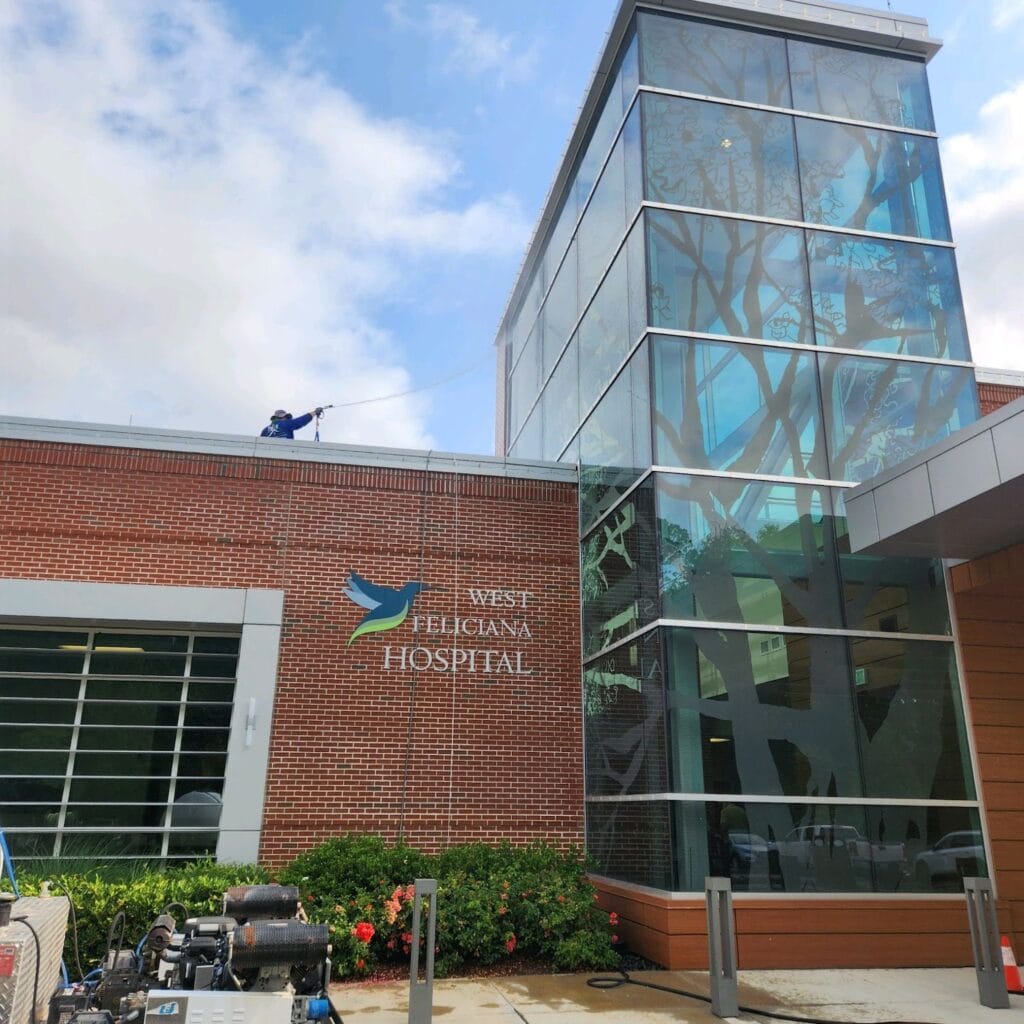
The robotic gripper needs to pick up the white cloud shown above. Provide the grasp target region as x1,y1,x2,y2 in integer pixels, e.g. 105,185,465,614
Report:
386,2,538,85
942,82,1024,372
993,0,1024,29
0,0,529,443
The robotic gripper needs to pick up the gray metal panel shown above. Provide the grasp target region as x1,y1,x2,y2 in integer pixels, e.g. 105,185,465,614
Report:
992,410,1024,483
843,490,880,553
871,464,935,539
927,433,1000,516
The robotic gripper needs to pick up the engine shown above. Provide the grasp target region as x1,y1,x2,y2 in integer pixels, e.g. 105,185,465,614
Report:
51,885,337,1024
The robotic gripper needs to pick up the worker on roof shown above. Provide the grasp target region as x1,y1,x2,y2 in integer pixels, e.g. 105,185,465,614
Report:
260,408,323,440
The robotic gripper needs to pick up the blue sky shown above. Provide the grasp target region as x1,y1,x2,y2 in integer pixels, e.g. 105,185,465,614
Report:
3,0,1023,455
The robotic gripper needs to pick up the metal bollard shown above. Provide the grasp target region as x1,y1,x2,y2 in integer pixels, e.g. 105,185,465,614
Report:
963,877,1010,1009
408,878,438,1024
705,876,739,1018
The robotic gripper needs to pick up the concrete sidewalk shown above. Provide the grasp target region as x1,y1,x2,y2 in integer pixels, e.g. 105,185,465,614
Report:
331,968,1024,1023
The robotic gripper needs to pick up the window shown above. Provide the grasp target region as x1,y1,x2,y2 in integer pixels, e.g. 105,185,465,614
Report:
0,627,239,860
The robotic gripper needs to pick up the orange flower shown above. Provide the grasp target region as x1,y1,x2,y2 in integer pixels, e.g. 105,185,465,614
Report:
505,935,517,953
608,911,619,926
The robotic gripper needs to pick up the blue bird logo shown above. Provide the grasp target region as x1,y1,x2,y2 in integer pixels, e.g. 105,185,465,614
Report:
343,570,429,645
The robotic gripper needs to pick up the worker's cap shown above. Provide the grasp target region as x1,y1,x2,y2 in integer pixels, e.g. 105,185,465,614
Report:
271,409,291,420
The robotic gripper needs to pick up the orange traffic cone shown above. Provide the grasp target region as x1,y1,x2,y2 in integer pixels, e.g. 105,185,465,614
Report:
1002,936,1023,993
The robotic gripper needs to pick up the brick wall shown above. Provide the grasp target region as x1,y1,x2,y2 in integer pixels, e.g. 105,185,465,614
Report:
977,381,1024,416
0,438,583,865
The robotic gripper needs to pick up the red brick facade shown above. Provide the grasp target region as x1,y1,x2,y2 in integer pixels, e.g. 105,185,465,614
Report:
0,438,583,865
978,381,1024,416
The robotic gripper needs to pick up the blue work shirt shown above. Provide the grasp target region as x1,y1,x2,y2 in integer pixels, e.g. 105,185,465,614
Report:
260,413,313,439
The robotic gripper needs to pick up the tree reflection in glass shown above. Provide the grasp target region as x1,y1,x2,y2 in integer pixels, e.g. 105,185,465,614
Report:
642,94,800,221
809,233,969,360
638,11,791,108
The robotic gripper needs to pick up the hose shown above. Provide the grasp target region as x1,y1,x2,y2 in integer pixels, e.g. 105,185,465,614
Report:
49,878,86,980
586,968,947,1024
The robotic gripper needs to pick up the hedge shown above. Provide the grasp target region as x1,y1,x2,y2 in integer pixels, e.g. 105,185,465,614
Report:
7,837,619,979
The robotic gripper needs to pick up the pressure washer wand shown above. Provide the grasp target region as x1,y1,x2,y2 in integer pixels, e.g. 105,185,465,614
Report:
314,404,334,443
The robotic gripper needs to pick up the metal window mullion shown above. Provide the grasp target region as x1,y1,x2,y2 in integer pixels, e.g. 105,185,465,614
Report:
163,636,194,859
54,631,93,856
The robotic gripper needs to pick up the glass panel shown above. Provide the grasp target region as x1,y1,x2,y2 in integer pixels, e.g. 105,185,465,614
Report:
541,239,578,374
820,353,978,483
652,334,825,479
5,833,57,857
808,232,968,360
578,133,626,308
542,337,579,461
192,636,240,655
672,801,985,894
189,654,239,679
184,704,234,729
585,629,666,797
657,476,842,628
0,752,69,774
187,681,236,703
638,11,791,107
177,753,228,777
643,94,800,221
797,119,949,240
0,778,65,802
788,38,934,130
63,804,168,828
0,677,80,699
0,726,73,750
509,321,542,440
70,778,171,803
580,344,651,531
73,751,175,776
507,269,543,369
586,799,674,890
88,651,187,676
59,832,165,857
574,49,629,213
94,633,189,653
579,249,629,416
77,726,178,752
180,728,231,752
648,209,812,344
833,497,951,636
0,806,63,832
0,629,88,649
86,678,185,700
542,197,578,299
665,627,861,799
0,699,77,724
899,808,987,892
167,831,218,856
0,649,86,673
852,636,973,801
511,403,542,460
582,481,659,657
81,702,181,728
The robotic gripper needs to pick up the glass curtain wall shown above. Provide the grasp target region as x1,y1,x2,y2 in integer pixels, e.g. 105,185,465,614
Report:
498,9,982,895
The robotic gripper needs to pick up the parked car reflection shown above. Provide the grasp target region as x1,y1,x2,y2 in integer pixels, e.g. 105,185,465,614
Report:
775,824,904,891
913,830,985,891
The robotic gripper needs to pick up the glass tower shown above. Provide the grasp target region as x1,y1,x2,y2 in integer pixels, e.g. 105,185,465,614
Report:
496,2,985,894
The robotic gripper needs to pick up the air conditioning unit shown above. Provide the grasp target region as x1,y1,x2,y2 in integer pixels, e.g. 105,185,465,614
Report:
0,897,69,1024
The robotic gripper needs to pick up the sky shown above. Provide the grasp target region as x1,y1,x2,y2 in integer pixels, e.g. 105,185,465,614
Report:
2,0,1023,456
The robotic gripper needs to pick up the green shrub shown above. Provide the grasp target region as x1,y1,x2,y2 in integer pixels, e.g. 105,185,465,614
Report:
282,836,619,979
13,860,267,974
6,837,619,982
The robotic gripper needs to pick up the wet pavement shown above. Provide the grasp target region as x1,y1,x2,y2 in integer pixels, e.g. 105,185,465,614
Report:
330,968,1024,1022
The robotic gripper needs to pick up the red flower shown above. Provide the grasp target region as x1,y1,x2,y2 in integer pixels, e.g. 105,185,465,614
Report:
498,905,507,916
557,895,565,903
608,912,619,926
505,935,517,954
352,921,376,944
355,958,366,970
611,934,619,944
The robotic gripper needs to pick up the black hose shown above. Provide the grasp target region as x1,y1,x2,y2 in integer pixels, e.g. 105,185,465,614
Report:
49,878,85,980
586,968,946,1024
11,916,41,1024
162,902,189,920
328,1002,345,1024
